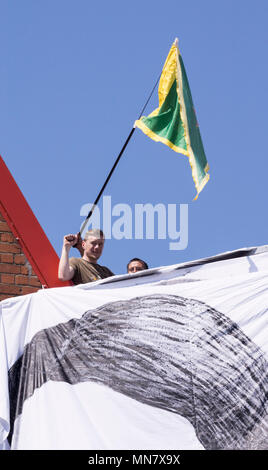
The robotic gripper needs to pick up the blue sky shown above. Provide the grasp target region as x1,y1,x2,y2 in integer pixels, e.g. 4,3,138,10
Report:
0,0,267,275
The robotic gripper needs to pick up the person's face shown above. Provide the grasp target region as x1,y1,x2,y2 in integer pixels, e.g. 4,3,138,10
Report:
82,236,105,263
128,260,145,274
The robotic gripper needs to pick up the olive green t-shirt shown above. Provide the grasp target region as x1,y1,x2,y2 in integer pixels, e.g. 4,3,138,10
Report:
69,258,114,285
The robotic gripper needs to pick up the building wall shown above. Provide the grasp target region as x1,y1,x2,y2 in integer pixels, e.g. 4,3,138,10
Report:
0,210,42,301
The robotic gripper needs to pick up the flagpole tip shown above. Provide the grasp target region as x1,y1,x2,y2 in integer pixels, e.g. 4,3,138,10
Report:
174,38,179,46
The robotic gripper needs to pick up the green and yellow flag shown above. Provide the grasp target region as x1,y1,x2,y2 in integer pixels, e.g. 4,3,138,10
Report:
135,39,209,199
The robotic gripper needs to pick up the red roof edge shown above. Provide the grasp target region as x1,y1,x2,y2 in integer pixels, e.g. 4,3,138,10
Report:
0,156,73,288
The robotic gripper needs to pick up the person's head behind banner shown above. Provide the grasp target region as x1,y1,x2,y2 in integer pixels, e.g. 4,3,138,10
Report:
127,258,148,274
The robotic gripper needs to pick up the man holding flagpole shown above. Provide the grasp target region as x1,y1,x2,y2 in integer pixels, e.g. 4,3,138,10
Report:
58,39,209,285
58,230,114,285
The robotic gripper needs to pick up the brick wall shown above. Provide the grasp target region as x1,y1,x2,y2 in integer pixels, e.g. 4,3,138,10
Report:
0,210,42,301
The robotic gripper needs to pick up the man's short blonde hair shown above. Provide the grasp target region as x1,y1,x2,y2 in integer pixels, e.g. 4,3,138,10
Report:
83,229,104,240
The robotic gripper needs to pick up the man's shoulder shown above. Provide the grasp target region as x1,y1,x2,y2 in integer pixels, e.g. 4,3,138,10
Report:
69,257,83,267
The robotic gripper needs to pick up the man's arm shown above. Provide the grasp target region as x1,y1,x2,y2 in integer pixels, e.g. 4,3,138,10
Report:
58,234,77,281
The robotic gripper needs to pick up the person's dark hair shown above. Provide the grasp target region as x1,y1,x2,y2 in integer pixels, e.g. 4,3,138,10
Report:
127,258,149,271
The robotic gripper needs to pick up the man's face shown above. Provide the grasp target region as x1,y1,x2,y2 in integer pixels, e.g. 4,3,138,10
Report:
82,235,105,263
128,260,145,274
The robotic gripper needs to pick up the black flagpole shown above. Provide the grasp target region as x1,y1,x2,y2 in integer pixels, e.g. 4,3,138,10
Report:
79,71,161,236
79,127,135,236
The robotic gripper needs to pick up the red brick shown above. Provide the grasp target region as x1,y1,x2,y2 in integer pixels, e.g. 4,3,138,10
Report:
0,253,13,263
15,274,29,285
20,265,29,275
1,273,15,284
15,275,41,287
0,243,20,254
0,221,11,232
0,263,21,274
20,265,38,276
32,277,42,287
0,284,23,295
14,254,26,265
18,286,40,295
1,232,15,243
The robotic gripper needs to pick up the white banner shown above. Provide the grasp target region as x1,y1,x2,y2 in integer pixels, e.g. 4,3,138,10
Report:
1,246,268,450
